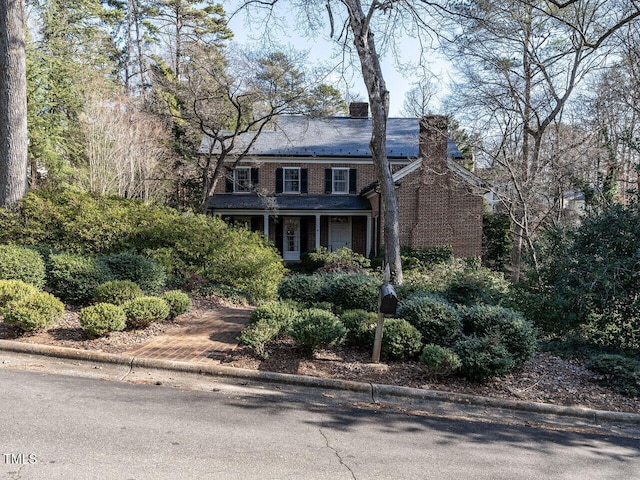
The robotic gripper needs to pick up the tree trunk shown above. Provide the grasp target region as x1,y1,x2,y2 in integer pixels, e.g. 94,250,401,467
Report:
0,0,28,208
343,0,403,284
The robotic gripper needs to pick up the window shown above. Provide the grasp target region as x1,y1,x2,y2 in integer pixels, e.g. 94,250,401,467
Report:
234,167,252,192
283,167,300,193
332,168,349,194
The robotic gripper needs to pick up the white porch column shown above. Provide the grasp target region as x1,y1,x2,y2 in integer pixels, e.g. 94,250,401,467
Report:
315,214,321,249
366,214,372,257
263,214,270,239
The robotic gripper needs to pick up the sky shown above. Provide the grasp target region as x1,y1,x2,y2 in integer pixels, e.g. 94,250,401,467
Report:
226,3,451,117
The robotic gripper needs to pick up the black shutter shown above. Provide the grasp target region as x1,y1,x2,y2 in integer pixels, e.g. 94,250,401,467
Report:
275,168,283,194
301,169,308,194
325,169,332,194
275,221,284,254
300,219,309,254
349,168,357,194
225,169,233,193
251,168,259,187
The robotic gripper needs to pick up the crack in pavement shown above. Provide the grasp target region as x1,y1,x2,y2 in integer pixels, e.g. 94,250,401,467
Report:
119,357,135,382
319,427,356,480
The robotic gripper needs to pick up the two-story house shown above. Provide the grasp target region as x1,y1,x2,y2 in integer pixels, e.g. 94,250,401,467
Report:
202,103,483,261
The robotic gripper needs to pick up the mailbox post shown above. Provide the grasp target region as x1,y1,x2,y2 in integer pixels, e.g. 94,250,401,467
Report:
372,266,397,363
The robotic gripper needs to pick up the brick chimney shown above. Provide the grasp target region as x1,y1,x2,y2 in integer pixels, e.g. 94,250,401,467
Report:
419,115,449,175
349,102,369,118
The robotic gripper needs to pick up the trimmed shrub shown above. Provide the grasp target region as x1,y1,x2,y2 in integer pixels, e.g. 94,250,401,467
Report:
238,321,281,359
94,280,144,305
401,246,453,269
79,303,127,338
0,279,39,308
278,275,324,306
381,318,423,360
98,253,167,294
396,294,462,346
162,290,192,318
321,273,379,312
454,336,515,382
249,301,299,335
0,245,46,288
122,296,170,328
2,291,64,331
47,253,114,305
459,305,537,367
290,308,347,355
446,265,510,306
586,354,640,397
340,309,377,348
420,344,462,378
306,247,371,273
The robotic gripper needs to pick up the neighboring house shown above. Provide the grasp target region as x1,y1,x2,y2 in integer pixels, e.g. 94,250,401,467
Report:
201,102,484,261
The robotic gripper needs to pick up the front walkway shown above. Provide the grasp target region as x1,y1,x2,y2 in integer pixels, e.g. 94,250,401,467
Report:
122,306,252,364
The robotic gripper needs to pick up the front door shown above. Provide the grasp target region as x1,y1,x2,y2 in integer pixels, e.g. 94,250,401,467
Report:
329,217,352,251
283,217,301,261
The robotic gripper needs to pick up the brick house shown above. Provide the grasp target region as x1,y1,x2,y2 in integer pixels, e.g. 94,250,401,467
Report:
202,103,483,261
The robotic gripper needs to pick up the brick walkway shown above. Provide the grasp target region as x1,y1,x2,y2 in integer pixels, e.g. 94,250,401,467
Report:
122,306,252,364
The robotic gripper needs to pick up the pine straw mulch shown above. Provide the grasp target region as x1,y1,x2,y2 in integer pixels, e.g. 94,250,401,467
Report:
1,300,638,415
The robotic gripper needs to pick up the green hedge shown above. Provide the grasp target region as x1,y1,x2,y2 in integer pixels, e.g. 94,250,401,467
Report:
122,297,170,328
94,280,144,305
320,273,379,312
396,294,462,346
79,303,127,338
380,318,422,360
0,245,46,288
162,290,192,318
47,253,114,305
2,291,64,331
290,308,347,355
97,253,166,294
0,279,40,308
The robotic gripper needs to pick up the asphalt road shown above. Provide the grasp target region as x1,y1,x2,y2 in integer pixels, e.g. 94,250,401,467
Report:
1,368,638,480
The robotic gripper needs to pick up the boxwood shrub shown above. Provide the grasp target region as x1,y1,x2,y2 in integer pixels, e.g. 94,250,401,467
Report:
47,253,114,305
94,280,144,305
586,354,640,397
420,344,461,378
122,296,170,328
0,279,40,308
290,308,347,355
320,273,379,312
162,290,192,318
277,275,323,306
2,291,64,331
381,318,423,360
98,253,167,294
396,293,462,347
0,245,46,288
238,320,281,359
454,335,515,382
79,303,127,338
340,309,377,348
459,305,537,367
249,301,298,335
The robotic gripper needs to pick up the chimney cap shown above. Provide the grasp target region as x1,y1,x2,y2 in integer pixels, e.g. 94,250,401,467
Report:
349,102,369,118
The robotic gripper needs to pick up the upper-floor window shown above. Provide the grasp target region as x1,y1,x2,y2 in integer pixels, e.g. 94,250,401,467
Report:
283,167,300,193
234,167,252,192
332,168,349,194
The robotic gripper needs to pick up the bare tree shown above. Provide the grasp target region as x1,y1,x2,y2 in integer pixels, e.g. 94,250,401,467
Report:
0,0,28,207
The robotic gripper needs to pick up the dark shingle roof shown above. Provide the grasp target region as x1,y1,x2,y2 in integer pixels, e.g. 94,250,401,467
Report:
200,116,463,159
207,194,372,211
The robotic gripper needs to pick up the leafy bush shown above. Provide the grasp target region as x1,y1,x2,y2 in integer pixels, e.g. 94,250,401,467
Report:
586,354,640,397
2,291,64,331
420,344,462,378
454,336,514,382
380,318,423,360
290,308,347,355
94,280,144,305
340,309,377,348
122,296,170,328
396,294,462,346
47,253,114,305
305,247,371,273
581,310,640,353
0,279,39,308
446,265,510,306
459,305,537,367
0,245,46,288
98,253,167,294
0,190,284,301
249,301,299,335
79,303,127,338
238,321,281,359
162,290,192,318
401,246,453,269
321,273,379,312
278,275,324,306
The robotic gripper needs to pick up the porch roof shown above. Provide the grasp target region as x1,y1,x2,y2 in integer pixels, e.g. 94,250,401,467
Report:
207,194,372,212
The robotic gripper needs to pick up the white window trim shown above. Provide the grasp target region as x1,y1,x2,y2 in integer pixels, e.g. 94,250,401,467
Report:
283,167,301,194
234,167,252,193
332,167,349,194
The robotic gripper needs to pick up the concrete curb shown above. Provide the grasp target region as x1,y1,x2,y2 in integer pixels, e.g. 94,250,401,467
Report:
2,339,639,426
